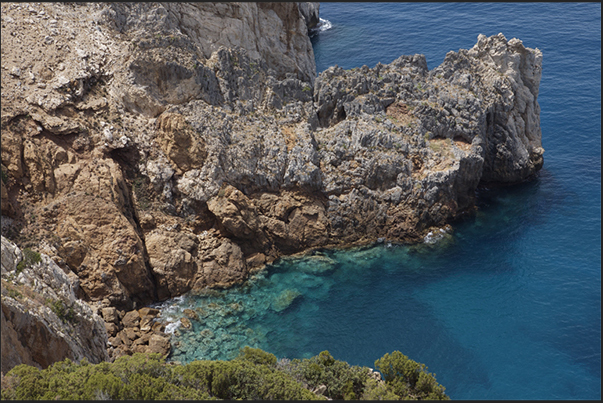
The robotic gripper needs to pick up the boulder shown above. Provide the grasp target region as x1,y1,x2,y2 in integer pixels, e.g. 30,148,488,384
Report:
271,289,302,312
121,310,141,328
147,334,171,357
138,307,160,318
101,307,119,324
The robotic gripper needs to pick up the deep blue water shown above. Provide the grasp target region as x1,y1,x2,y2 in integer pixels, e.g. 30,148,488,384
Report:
158,3,601,400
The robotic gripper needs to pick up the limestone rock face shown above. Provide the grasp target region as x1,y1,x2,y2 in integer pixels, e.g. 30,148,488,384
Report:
1,1,543,365
430,33,544,183
104,2,316,102
298,2,320,32
1,236,109,373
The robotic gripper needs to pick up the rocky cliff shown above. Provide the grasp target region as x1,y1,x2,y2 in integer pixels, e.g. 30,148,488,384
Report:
1,236,109,373
1,2,543,371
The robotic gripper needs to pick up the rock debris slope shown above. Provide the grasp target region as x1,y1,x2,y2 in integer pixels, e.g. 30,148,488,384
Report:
1,2,543,369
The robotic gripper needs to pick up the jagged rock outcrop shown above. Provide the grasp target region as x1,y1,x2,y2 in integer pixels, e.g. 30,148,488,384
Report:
1,2,543,370
1,236,109,373
298,2,320,32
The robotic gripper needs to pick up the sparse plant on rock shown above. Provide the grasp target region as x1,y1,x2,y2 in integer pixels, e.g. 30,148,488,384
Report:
16,248,41,274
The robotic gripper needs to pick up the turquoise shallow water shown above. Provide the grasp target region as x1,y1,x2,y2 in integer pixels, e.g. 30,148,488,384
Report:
156,3,601,400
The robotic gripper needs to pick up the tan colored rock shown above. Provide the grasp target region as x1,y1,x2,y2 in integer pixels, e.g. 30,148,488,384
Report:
156,113,207,174
104,322,119,337
246,253,266,271
126,327,140,341
101,307,119,324
0,176,14,217
139,213,156,230
115,345,132,357
147,334,171,357
183,308,199,321
207,185,262,240
180,317,192,329
0,130,23,180
131,345,147,354
139,317,154,333
138,307,160,318
151,321,165,334
52,192,155,306
22,138,55,194
287,203,330,248
194,235,248,290
145,229,198,300
108,336,123,347
132,333,152,346
121,310,141,328
117,330,133,348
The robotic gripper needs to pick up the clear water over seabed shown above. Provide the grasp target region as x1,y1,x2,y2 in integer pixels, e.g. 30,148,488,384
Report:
156,3,601,400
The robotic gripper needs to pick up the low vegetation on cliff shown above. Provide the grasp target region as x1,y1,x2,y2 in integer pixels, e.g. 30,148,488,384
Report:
1,348,449,400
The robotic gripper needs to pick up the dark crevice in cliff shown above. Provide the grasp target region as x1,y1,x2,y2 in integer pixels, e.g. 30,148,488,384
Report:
107,147,160,307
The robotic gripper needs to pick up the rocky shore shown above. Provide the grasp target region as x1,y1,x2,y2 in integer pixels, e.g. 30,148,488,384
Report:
1,2,543,370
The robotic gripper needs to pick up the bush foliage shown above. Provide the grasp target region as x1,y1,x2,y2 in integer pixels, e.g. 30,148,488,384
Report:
15,248,41,274
0,348,449,400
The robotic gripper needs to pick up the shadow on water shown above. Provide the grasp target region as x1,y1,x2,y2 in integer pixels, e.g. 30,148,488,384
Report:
452,168,580,245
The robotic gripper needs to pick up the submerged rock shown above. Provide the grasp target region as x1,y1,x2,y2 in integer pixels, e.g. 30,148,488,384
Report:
200,328,215,339
271,289,302,312
291,254,337,275
180,317,192,329
183,308,199,321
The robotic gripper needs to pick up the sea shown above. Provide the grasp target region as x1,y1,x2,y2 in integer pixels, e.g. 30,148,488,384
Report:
156,3,601,400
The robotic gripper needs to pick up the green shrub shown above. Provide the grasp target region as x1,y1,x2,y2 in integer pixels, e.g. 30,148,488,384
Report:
361,377,400,400
174,358,317,400
47,299,76,324
16,248,42,274
235,346,277,367
279,350,369,400
375,350,449,400
1,350,448,400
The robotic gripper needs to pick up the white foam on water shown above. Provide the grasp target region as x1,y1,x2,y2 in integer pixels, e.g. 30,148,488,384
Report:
317,18,332,32
424,226,451,244
164,320,181,334
310,18,332,37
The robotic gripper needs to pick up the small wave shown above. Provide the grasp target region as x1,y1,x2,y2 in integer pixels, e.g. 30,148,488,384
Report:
423,227,450,244
317,18,332,32
164,320,181,335
310,18,332,36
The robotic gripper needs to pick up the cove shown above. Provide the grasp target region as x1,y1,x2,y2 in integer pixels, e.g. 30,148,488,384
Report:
154,178,599,400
